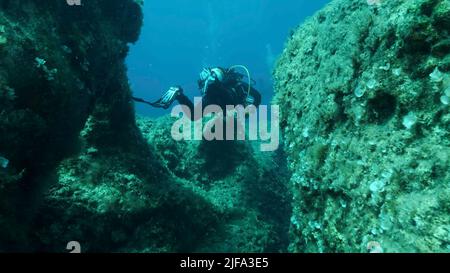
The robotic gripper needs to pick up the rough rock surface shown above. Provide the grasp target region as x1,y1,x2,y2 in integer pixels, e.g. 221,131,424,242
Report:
0,0,290,252
274,0,450,252
137,116,291,253
0,0,144,249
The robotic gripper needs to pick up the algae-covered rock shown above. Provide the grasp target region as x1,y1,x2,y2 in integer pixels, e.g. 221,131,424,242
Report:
0,0,145,249
136,116,292,252
274,0,450,252
0,0,291,253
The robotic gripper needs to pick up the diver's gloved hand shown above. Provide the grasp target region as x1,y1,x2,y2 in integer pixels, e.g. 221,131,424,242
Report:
199,68,225,95
151,86,183,109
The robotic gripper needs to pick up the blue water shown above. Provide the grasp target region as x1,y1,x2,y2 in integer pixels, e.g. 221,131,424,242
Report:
127,0,330,117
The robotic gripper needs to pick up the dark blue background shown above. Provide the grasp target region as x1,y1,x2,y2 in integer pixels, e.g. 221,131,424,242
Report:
127,0,330,117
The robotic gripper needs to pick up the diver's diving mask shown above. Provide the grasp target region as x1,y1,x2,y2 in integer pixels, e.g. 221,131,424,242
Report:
200,67,224,95
200,67,224,82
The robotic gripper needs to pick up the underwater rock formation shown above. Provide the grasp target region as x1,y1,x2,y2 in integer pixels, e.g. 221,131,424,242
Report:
275,0,450,252
0,0,290,252
0,0,144,250
136,116,291,252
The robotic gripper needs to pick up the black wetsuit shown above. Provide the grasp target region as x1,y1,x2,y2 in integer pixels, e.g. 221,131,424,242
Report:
132,69,262,119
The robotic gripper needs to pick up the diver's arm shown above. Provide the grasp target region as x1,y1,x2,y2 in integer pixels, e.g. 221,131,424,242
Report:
176,93,203,121
132,96,156,107
133,86,183,109
176,93,194,116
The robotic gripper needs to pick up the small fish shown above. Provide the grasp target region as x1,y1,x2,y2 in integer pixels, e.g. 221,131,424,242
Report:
0,156,9,168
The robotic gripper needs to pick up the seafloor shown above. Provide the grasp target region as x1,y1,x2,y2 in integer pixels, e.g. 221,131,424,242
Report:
0,0,449,252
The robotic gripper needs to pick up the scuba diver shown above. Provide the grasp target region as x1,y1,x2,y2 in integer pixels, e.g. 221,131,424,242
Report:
132,65,262,120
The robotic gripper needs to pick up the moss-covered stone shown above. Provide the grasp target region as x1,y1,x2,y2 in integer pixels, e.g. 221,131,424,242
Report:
135,116,292,252
0,0,145,250
0,0,291,253
274,0,450,253
29,115,291,253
